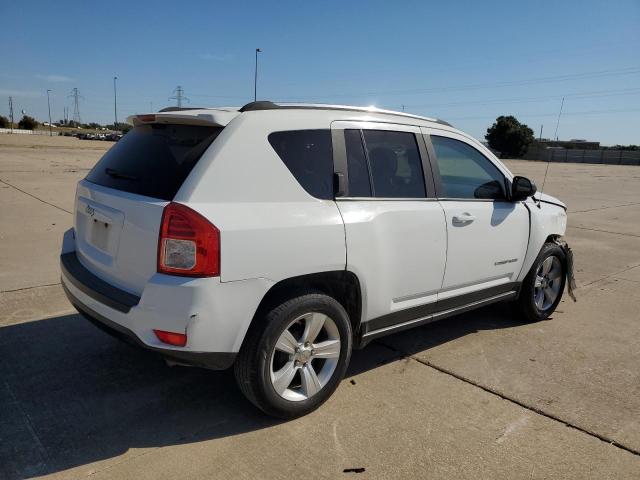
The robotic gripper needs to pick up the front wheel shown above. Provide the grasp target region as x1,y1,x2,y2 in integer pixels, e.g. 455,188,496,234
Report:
234,292,352,418
518,243,567,322
517,242,567,322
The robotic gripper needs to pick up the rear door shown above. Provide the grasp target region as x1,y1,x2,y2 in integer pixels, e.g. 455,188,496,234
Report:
75,122,223,295
332,121,447,329
422,129,529,303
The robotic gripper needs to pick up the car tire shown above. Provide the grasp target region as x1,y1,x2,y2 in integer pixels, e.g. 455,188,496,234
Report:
234,292,352,419
516,242,567,322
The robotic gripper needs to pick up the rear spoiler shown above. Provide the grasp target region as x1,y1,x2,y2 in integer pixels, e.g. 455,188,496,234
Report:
126,108,239,128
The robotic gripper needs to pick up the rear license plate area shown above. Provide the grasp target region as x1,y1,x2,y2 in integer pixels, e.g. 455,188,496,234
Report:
89,218,111,252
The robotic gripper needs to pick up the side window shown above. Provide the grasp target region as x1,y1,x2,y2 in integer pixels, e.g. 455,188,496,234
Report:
344,129,372,197
268,130,333,200
361,130,426,198
431,136,506,200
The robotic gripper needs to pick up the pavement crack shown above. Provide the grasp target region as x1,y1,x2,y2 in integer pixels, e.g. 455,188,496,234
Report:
0,178,72,214
3,380,51,471
581,262,640,287
568,225,640,239
1,282,62,294
375,340,640,458
570,201,640,214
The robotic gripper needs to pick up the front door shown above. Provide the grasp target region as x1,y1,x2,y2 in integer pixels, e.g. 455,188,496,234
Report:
423,130,529,304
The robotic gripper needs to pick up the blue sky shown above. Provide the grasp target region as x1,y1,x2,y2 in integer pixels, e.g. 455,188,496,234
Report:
1,0,638,145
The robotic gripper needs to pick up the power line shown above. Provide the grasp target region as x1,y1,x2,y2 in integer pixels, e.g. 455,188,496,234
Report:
169,86,189,107
243,40,635,92
445,107,640,121
404,87,640,109
274,66,640,100
188,93,249,99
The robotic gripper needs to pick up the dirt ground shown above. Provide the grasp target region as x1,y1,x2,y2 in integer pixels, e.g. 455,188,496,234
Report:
1,133,639,479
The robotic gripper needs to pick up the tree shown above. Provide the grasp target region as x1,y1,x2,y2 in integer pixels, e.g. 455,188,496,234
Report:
485,116,534,158
18,115,38,130
0,115,9,128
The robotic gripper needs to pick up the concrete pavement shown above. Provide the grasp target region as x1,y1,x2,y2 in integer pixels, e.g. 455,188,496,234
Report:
1,134,639,479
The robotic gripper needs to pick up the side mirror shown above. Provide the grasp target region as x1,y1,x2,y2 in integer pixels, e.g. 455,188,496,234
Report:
511,176,537,202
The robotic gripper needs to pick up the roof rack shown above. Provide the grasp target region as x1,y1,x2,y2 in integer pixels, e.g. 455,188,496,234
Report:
238,101,452,127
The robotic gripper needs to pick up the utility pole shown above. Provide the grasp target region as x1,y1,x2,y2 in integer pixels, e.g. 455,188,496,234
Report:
539,124,543,141
8,96,14,133
46,89,53,136
113,76,118,131
169,86,189,108
553,97,564,141
69,88,83,125
254,48,261,101
401,105,405,112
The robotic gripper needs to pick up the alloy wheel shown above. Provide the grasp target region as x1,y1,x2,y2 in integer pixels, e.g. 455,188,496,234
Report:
534,255,563,311
269,312,341,402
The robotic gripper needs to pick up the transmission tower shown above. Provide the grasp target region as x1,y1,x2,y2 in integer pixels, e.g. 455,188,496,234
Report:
169,86,189,108
8,96,14,132
68,88,83,125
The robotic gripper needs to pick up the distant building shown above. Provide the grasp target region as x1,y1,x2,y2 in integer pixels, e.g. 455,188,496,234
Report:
536,138,600,150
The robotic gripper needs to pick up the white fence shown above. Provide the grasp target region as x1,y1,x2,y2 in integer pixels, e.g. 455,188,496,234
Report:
0,128,60,136
524,147,640,166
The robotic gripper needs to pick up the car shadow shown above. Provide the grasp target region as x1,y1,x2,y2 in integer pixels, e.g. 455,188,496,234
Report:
347,301,538,376
0,303,533,479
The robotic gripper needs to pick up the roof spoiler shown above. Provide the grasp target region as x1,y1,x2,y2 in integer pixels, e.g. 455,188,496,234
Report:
126,109,239,128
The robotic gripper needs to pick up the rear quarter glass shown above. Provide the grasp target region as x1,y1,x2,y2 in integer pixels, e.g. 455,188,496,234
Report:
268,129,333,200
86,124,223,200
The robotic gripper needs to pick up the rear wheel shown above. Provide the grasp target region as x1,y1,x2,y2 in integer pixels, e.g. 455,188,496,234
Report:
234,292,352,418
517,242,566,322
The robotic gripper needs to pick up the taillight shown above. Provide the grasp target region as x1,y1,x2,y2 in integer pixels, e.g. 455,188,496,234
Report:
154,329,187,347
158,202,220,277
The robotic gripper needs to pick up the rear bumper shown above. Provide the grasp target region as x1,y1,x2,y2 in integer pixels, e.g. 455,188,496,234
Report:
63,282,236,369
60,227,273,361
61,252,140,313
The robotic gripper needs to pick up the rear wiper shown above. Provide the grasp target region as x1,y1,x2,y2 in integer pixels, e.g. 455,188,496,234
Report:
105,168,138,181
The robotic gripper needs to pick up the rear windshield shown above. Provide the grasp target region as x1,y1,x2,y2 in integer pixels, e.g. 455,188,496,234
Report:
85,124,222,200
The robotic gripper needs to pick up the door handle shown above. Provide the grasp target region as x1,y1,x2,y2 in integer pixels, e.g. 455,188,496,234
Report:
452,212,476,225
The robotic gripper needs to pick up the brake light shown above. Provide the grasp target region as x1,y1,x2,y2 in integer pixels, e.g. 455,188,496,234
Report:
154,329,187,347
136,114,156,123
158,202,220,277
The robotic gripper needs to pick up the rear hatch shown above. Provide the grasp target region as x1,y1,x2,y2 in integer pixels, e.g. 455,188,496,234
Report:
75,113,230,295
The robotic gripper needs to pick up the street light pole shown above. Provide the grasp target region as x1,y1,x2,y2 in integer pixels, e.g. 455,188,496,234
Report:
113,76,118,132
254,48,261,102
46,89,52,136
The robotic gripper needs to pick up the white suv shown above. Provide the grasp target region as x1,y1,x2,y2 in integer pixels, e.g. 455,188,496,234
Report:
60,101,574,418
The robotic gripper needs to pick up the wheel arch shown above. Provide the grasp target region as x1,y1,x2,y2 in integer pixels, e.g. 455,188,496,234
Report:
517,202,568,283
239,270,364,351
545,233,562,243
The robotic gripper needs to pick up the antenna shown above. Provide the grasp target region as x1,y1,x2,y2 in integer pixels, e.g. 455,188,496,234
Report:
169,86,189,107
539,98,564,206
553,96,564,141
